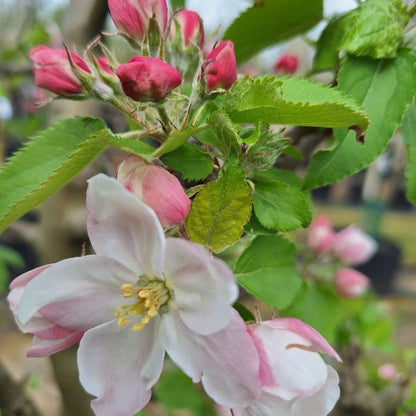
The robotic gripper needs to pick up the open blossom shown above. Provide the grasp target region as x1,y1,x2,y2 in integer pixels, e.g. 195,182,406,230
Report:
170,8,204,47
29,45,91,96
16,174,261,416
231,318,341,416
116,56,182,102
307,215,336,253
334,268,370,298
117,155,190,227
108,0,168,40
333,225,378,265
7,265,83,357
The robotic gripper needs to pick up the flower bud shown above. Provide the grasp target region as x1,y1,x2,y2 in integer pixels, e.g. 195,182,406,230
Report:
334,268,370,298
274,53,299,75
96,56,114,75
117,156,190,227
378,363,397,381
116,56,182,102
170,8,204,48
108,0,168,41
204,41,237,93
333,225,378,265
29,45,91,96
307,215,336,253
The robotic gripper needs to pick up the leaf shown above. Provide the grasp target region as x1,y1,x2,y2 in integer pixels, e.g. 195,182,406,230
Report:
304,48,416,189
402,101,416,204
235,235,302,310
224,76,369,133
186,158,252,252
224,0,323,63
0,117,108,233
0,245,25,268
106,135,155,161
253,169,312,232
160,143,213,181
340,0,409,59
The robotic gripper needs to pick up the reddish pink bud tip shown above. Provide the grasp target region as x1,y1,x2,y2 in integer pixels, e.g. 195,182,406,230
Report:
171,8,204,47
274,53,299,75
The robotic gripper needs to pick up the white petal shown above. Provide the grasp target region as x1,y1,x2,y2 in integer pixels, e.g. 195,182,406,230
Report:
18,255,135,329
78,319,165,416
87,174,165,276
164,238,238,335
161,310,261,408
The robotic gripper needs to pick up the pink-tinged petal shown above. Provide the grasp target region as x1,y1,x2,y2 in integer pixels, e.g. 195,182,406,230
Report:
87,174,165,277
18,255,135,330
307,215,336,253
27,331,83,358
161,310,262,408
291,366,340,416
78,319,165,416
164,238,238,335
232,392,292,416
334,268,370,298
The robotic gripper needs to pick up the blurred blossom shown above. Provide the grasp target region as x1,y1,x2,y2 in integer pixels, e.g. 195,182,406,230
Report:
378,363,398,381
334,268,370,298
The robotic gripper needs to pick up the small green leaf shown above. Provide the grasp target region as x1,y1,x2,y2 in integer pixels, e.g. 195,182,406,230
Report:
224,76,369,133
224,0,323,63
106,136,155,161
186,158,252,252
0,117,108,233
160,143,213,181
401,101,416,204
0,245,25,268
233,302,255,322
235,234,302,310
304,48,416,189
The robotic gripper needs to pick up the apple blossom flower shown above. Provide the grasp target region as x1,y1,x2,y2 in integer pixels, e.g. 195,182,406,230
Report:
307,215,336,253
170,8,204,47
378,363,397,381
116,56,182,102
29,45,91,96
117,156,190,227
7,265,83,357
274,53,299,75
108,0,168,40
333,225,378,265
204,41,237,93
334,268,370,298
16,174,261,416
231,318,341,416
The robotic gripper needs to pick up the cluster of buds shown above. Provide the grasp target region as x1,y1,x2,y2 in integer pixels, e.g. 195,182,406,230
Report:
306,215,377,298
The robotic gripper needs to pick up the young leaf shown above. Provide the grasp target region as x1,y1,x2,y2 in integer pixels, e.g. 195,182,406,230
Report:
160,143,213,181
106,135,155,161
152,126,203,157
235,234,302,310
186,158,252,252
224,76,369,134
224,0,323,63
304,48,416,189
0,117,108,233
401,101,416,204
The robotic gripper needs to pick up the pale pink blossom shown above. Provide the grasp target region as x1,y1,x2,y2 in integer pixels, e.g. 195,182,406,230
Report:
378,363,397,381
170,8,204,47
231,318,341,416
7,265,83,357
117,156,190,227
333,225,378,265
307,215,336,253
334,268,370,298
17,174,261,416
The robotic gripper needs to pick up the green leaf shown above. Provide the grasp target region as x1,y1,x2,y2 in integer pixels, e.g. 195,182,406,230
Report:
0,117,108,233
186,158,252,252
153,126,202,158
224,76,369,133
235,235,302,310
170,0,185,11
340,0,409,59
304,49,416,189
233,302,255,322
401,101,416,204
0,245,25,268
160,143,213,181
281,282,343,343
253,169,312,232
107,135,155,161
224,0,323,63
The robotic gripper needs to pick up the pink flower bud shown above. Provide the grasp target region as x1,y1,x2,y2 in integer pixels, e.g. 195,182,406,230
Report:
170,8,204,47
333,225,378,265
29,45,91,96
334,268,370,298
96,56,114,75
117,156,191,227
116,56,182,102
378,363,397,381
108,0,168,40
274,53,299,74
204,41,237,93
307,215,336,253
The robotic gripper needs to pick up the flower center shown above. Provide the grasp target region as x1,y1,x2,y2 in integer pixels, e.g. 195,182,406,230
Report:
114,276,173,331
